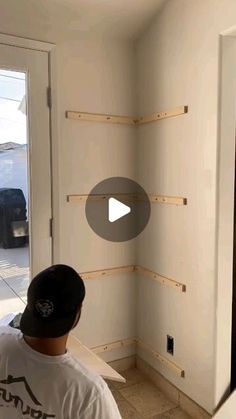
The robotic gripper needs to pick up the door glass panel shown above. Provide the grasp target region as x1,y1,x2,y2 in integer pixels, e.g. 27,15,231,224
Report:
0,69,29,317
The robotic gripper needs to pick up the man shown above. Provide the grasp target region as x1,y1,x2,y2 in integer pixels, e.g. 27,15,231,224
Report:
0,264,122,418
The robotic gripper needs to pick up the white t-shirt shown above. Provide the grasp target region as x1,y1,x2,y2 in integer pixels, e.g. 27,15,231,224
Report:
0,326,122,419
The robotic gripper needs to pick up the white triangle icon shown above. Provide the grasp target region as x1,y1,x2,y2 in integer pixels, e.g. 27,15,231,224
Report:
108,197,131,223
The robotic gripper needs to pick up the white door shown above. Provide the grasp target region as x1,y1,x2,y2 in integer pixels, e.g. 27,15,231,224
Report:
0,43,52,288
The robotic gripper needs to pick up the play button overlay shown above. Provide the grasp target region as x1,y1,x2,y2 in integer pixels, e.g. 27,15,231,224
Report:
85,177,151,242
109,198,131,222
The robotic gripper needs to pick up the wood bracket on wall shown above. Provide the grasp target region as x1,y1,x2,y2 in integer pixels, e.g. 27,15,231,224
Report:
67,194,187,206
66,105,188,126
134,265,186,292
137,339,185,378
66,111,138,125
92,337,137,354
136,106,188,125
91,337,185,378
80,264,186,293
81,265,135,280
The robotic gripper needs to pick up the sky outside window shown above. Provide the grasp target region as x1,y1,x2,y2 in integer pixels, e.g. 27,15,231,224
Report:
0,69,26,144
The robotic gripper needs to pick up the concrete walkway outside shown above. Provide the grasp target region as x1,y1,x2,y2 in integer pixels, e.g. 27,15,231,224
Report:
0,246,29,318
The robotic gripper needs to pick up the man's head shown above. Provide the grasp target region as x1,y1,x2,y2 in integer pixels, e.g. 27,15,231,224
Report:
20,264,85,338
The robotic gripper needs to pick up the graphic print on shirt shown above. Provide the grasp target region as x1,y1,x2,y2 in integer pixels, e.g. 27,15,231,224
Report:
0,375,56,418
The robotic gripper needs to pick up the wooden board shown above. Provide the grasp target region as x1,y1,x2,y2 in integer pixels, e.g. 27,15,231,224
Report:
67,193,139,203
213,390,236,418
67,193,187,206
91,338,137,354
135,265,186,292
66,106,188,126
81,265,135,280
68,334,126,383
149,195,187,205
66,111,137,125
137,106,188,125
80,264,186,293
137,339,185,378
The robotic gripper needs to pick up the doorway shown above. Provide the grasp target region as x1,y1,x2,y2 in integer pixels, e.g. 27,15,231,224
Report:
231,146,236,391
0,42,52,318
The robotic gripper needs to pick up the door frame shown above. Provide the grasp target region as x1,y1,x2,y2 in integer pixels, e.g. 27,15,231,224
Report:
214,30,236,410
231,149,236,392
0,33,61,267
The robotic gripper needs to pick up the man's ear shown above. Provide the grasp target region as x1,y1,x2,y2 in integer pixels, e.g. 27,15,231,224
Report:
72,306,82,329
77,307,82,319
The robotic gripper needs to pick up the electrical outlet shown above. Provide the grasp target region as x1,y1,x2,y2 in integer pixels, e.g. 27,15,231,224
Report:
167,335,174,355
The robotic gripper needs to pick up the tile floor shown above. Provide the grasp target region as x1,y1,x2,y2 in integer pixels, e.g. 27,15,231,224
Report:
106,369,192,419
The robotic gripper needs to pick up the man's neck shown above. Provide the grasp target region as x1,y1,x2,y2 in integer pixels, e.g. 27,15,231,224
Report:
23,334,69,356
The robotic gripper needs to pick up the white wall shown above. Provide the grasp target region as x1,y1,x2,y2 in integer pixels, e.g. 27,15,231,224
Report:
136,0,236,413
215,34,236,409
54,39,137,356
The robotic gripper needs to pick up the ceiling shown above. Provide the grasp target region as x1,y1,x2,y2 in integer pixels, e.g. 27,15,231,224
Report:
0,0,166,42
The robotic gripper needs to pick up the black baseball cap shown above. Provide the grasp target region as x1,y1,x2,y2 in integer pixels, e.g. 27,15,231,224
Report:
20,264,85,338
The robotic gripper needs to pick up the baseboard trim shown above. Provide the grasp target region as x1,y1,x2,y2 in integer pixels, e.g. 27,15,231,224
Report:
136,356,212,419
